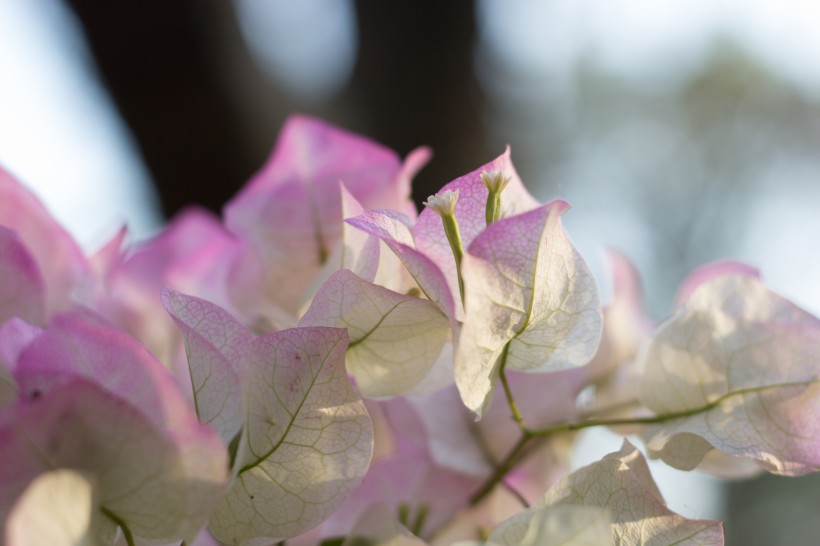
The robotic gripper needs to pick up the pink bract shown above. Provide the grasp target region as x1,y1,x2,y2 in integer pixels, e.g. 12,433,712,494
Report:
223,115,430,319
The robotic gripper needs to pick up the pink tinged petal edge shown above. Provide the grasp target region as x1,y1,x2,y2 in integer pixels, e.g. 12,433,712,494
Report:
347,210,459,327
299,269,450,398
89,225,127,285
209,326,374,544
394,145,433,220
223,115,416,316
104,207,241,370
0,167,92,315
639,275,820,476
228,115,411,208
674,260,760,310
412,148,540,311
0,378,227,543
11,308,231,512
111,206,239,310
455,201,602,418
162,288,251,446
514,440,724,545
0,226,47,326
9,310,230,473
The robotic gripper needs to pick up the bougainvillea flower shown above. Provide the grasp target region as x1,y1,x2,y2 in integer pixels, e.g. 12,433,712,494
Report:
7,113,813,544
223,115,430,321
344,155,522,324
0,311,228,543
412,149,540,313
163,289,374,544
572,258,764,478
347,151,601,414
348,149,539,325
639,273,820,476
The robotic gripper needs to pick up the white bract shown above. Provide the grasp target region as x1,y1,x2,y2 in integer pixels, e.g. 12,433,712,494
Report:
639,275,820,475
494,441,723,545
299,269,449,398
164,290,374,544
487,505,611,546
455,200,602,417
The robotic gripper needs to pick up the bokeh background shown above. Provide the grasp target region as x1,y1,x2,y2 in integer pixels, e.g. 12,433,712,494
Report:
2,1,820,544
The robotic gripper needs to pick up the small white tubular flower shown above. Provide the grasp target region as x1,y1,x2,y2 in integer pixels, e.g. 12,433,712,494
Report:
424,189,460,217
481,171,512,225
423,189,465,303
480,170,511,194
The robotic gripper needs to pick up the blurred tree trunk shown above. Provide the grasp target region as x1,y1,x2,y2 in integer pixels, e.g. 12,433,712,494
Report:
66,0,486,215
64,0,261,217
349,0,487,208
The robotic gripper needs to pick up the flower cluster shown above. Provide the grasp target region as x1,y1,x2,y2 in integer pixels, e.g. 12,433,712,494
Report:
1,116,818,545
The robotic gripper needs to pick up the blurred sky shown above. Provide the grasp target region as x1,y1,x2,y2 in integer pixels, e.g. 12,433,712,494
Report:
0,0,162,248
1,0,820,538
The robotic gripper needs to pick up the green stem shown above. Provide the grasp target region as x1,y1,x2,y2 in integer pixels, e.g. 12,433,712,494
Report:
526,382,797,438
411,505,430,536
441,214,466,303
485,192,502,226
470,434,530,505
227,428,242,469
481,171,510,226
471,385,779,505
578,398,641,420
502,481,530,508
398,503,411,527
101,506,135,546
498,355,526,430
